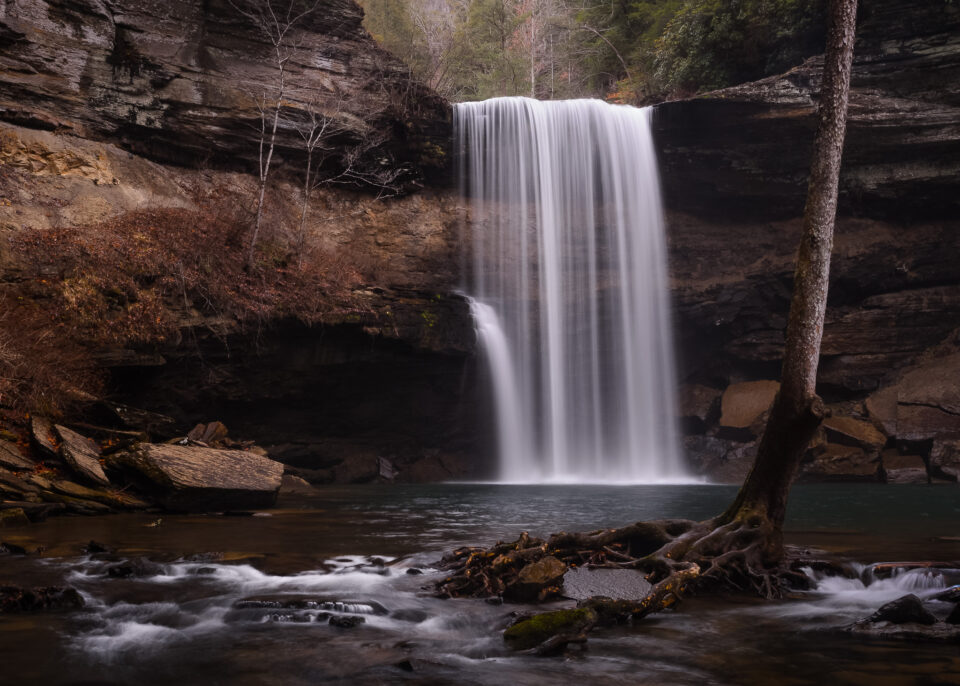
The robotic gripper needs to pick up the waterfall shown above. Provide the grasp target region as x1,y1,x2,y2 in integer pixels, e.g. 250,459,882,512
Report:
457,97,686,483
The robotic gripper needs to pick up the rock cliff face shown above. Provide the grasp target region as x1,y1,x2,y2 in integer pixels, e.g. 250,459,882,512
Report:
654,0,960,482
0,0,449,185
0,0,475,482
654,0,960,222
1,0,958,485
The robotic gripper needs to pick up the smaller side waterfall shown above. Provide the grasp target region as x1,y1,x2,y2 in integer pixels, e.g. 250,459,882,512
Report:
458,97,687,483
467,299,529,472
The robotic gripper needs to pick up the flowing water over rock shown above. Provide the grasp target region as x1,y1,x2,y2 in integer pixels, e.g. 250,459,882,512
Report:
456,97,684,483
2,485,960,685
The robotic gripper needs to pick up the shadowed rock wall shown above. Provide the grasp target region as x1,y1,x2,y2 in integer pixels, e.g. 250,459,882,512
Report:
654,0,960,482
0,0,450,185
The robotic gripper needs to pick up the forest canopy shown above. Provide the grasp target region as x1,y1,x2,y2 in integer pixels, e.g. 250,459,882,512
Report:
359,0,827,103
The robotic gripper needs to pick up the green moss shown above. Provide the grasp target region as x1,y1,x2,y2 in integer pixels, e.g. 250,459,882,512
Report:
503,608,597,651
420,310,438,329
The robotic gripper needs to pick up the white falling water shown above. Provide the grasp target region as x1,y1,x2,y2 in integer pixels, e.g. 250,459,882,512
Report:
457,97,686,483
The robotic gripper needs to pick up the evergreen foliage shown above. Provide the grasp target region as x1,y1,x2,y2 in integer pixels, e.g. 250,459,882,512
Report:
358,0,826,102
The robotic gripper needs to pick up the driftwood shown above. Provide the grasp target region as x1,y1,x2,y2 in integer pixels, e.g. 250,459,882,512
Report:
437,511,809,624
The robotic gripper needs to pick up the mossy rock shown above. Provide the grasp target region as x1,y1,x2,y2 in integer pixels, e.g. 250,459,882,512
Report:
503,608,597,651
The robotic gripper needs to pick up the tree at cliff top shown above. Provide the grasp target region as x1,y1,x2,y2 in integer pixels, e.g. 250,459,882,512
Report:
360,0,827,103
578,0,828,102
437,0,858,620
360,0,578,100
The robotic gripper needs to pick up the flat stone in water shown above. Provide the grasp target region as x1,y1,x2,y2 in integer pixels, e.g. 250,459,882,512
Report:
562,567,652,601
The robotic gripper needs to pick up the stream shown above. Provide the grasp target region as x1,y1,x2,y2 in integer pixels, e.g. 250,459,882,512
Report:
2,484,959,685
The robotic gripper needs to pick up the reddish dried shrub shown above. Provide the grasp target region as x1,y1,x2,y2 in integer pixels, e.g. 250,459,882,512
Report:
1,186,366,415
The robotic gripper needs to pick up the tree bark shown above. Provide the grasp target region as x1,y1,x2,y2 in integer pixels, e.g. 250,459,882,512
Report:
721,0,859,552
437,0,862,620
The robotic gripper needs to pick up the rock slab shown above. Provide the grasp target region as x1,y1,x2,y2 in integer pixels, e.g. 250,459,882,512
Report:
116,443,283,511
55,425,109,487
718,381,779,439
0,440,35,472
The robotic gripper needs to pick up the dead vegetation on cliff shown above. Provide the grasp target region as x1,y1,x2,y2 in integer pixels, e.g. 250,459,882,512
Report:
0,184,370,417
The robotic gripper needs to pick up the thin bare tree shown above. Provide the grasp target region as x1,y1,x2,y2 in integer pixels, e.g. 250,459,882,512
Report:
290,96,342,267
227,0,321,268
287,91,405,268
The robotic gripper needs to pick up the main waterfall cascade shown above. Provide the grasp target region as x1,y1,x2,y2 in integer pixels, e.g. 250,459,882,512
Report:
457,97,688,483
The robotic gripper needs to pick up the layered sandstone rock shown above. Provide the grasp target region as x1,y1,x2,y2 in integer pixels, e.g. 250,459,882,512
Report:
0,0,448,184
114,443,284,511
658,0,960,396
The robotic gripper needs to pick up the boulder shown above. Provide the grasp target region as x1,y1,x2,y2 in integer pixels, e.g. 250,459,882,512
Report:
865,386,898,437
29,417,59,460
678,384,721,433
503,608,597,651
114,443,283,512
822,416,887,451
331,454,380,484
401,453,470,483
930,440,960,481
718,381,779,440
507,556,567,602
278,474,317,496
896,405,960,442
882,451,929,484
800,444,881,482
867,594,937,625
54,425,109,487
0,440,35,472
896,353,960,414
891,354,960,441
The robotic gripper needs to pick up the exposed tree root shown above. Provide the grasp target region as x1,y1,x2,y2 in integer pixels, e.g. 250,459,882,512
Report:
437,511,805,624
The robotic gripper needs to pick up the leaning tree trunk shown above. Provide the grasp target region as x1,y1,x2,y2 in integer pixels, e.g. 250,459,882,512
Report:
719,0,859,560
437,0,861,619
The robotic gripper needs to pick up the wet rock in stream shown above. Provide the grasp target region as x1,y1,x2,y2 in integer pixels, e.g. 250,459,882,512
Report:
81,540,112,555
867,594,938,625
0,586,85,613
849,593,960,642
504,555,567,602
503,607,597,652
390,609,429,623
329,615,366,628
105,558,166,579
